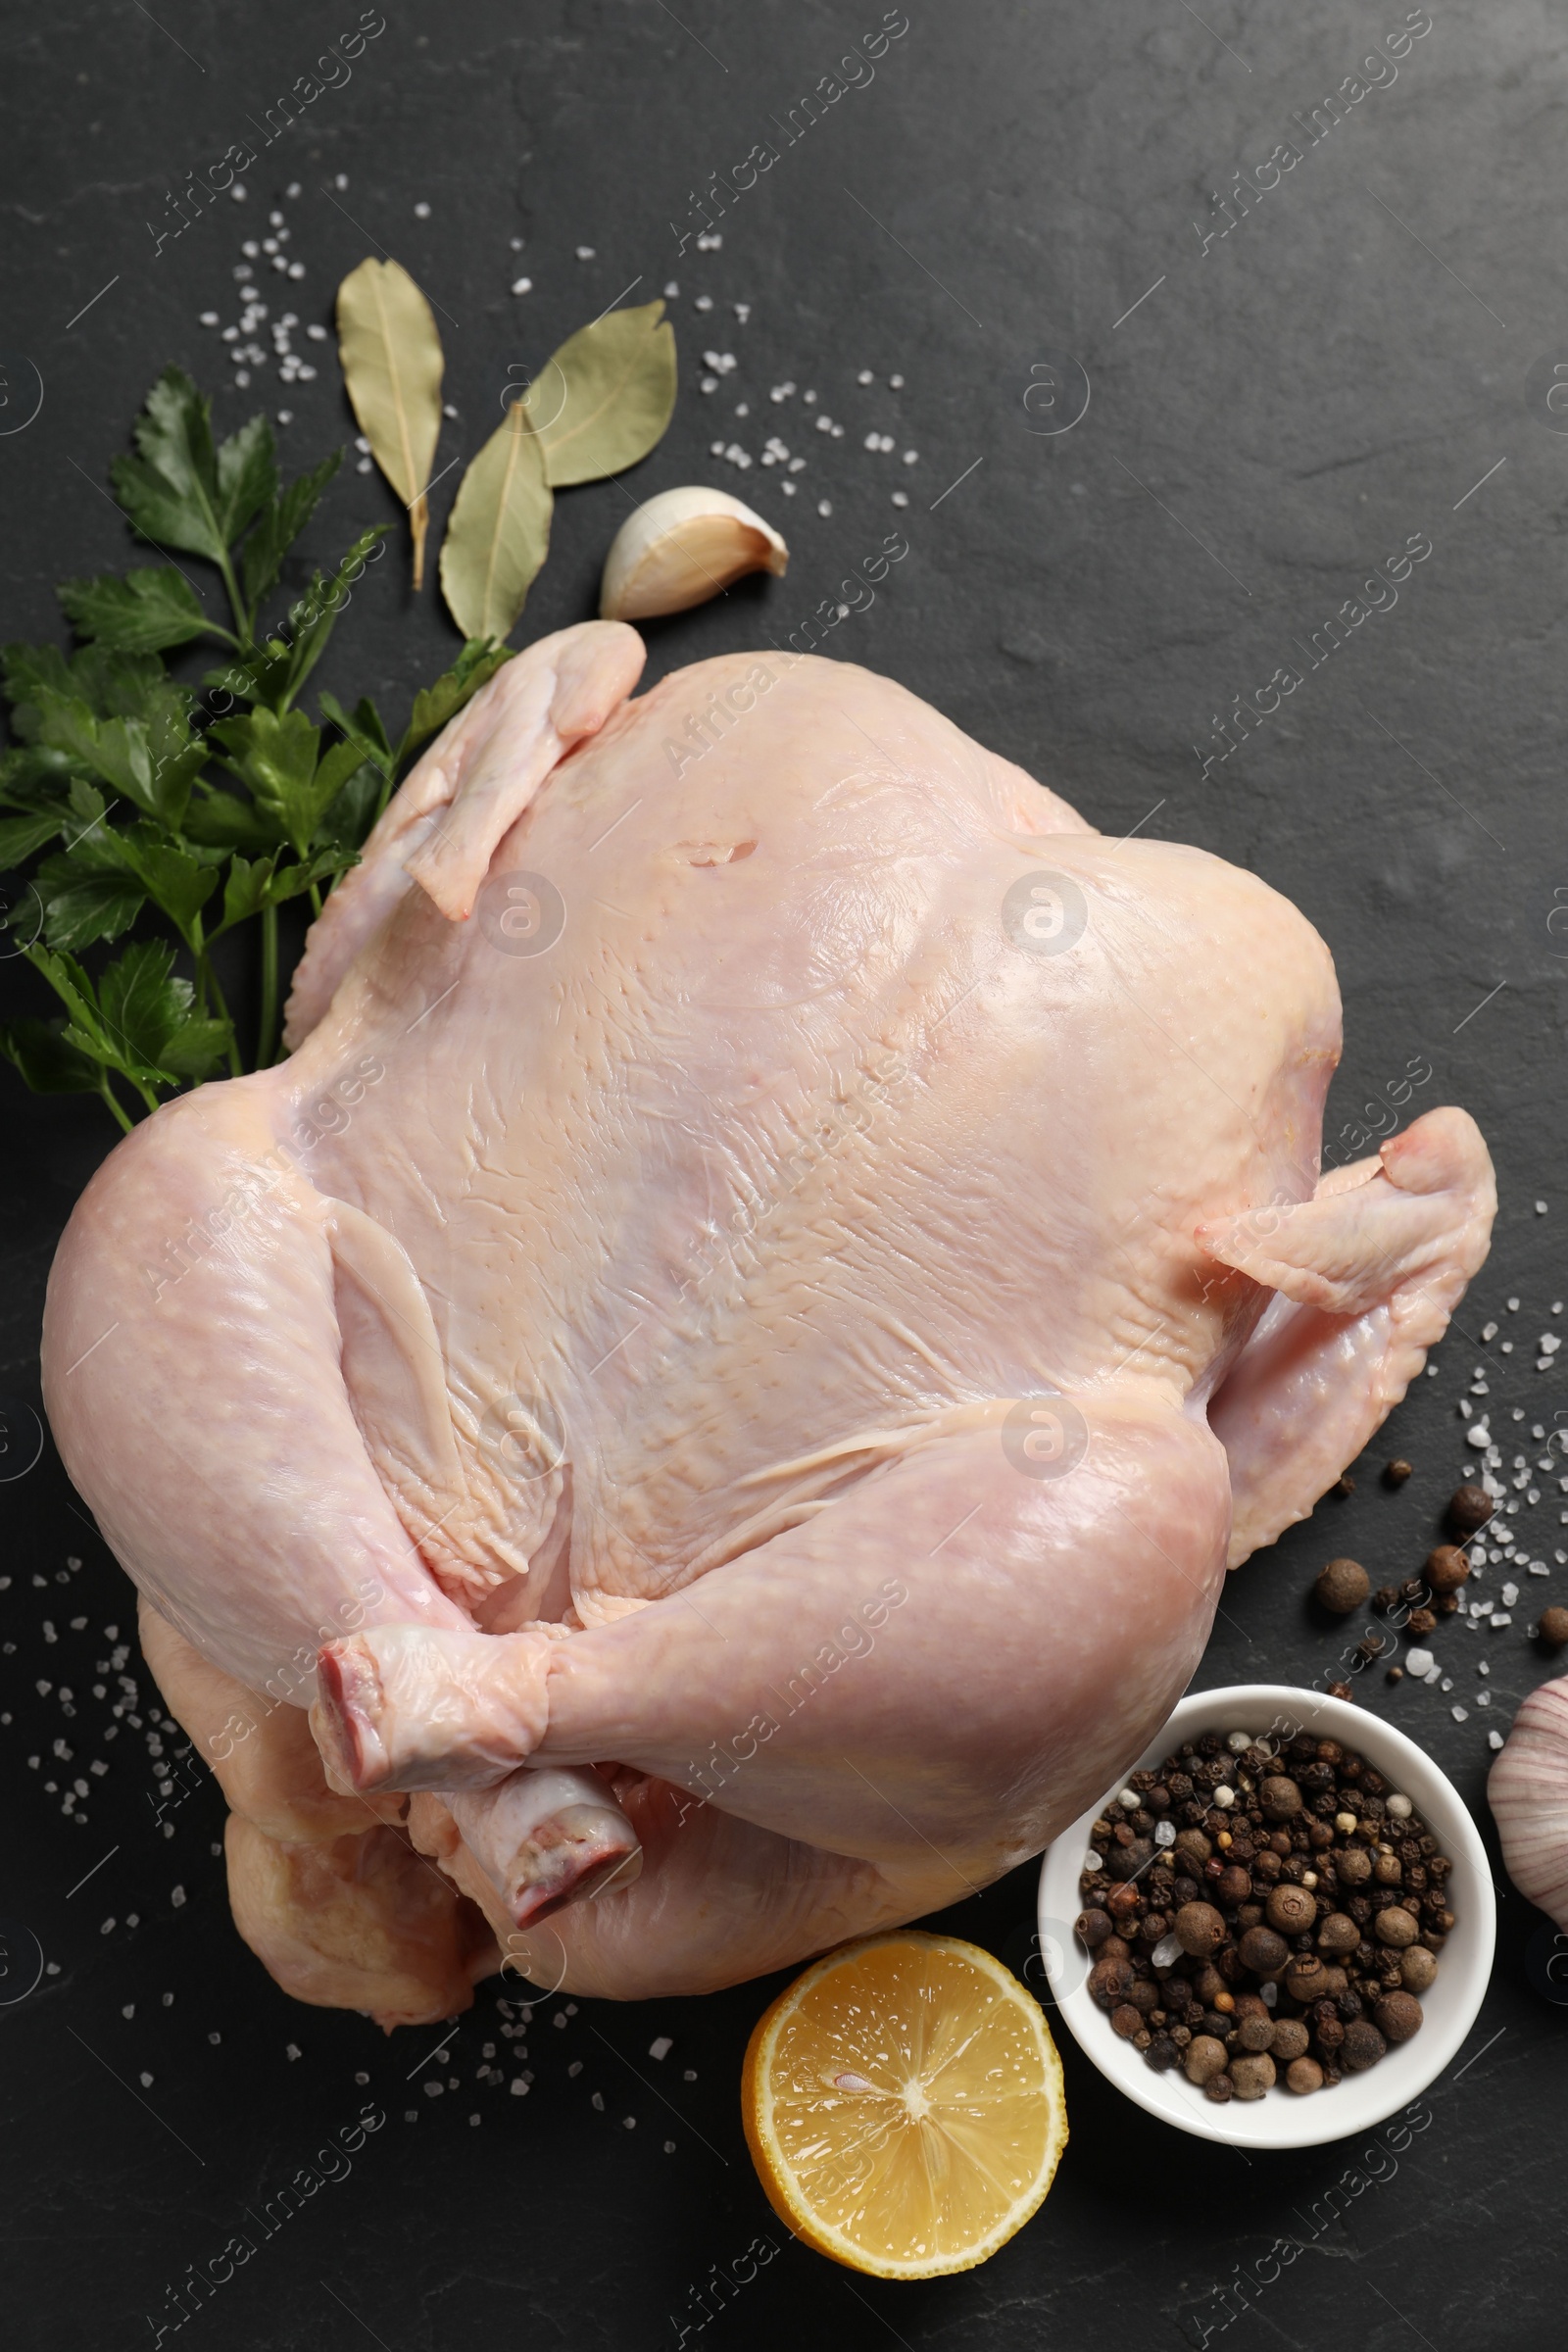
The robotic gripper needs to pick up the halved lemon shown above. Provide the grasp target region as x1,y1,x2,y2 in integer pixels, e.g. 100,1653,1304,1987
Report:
742,1930,1067,2278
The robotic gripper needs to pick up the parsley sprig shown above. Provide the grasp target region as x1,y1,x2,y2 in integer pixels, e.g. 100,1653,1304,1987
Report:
1,368,508,1130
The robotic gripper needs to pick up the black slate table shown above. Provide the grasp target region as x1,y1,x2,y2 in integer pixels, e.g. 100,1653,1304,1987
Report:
3,5,1565,2347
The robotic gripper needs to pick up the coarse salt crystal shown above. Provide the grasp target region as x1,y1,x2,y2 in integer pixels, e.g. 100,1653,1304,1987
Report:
1405,1647,1434,1677
1490,1613,1513,1628
1153,1819,1175,1846
649,2035,673,2060
1151,1933,1183,1967
1451,1705,1469,1721
511,277,533,295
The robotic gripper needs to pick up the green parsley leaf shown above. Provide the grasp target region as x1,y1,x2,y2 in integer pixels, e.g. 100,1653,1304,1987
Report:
400,639,512,760
109,368,229,564
57,567,215,655
0,1015,104,1095
241,449,342,612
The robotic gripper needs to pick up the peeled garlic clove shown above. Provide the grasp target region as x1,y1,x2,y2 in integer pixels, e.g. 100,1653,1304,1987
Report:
599,486,788,619
1490,1673,1568,1927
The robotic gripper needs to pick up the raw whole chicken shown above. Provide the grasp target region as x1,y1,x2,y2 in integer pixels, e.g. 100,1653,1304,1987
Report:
41,623,1495,2024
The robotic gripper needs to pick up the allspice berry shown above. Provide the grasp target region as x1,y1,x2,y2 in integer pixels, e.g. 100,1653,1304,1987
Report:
1341,2019,1388,2071
1236,2010,1276,2052
1111,2004,1143,2038
1315,1556,1371,1613
1089,1955,1133,2004
1259,1775,1304,1821
1076,1908,1114,1947
1270,2018,1310,2064
1317,1912,1360,1955
1373,1991,1424,2042
1335,1844,1373,1886
1216,1864,1253,1907
1174,1900,1227,1957
1185,2034,1229,2084
1238,1925,1290,1976
1446,1483,1493,1536
1374,1905,1420,1949
1229,2052,1277,2099
1285,1954,1327,2002
1399,1946,1439,1993
1425,1545,1471,1595
1265,1884,1317,1936
1540,1607,1568,1650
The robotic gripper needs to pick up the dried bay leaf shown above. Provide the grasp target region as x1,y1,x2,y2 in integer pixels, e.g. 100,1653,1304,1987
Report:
439,401,553,643
335,258,444,589
521,299,676,487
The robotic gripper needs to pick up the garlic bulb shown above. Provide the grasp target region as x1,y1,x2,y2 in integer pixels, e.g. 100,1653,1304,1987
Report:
1489,1673,1568,1925
599,486,788,619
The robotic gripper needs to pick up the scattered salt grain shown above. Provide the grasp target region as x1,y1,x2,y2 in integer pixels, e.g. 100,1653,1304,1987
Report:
649,2035,673,2060
140,2072,154,2086
415,202,431,219
817,499,832,516
575,244,595,260
170,1886,185,1908
1154,1819,1176,1847
1151,1932,1183,1967
511,2079,528,2095
889,372,905,388
286,2041,300,2059
1404,1645,1434,1675
511,277,533,296
1489,1730,1505,1749
664,2139,677,2152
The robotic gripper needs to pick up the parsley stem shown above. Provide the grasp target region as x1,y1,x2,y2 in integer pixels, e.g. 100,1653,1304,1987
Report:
256,902,279,1068
98,1073,133,1136
195,949,243,1077
217,548,253,649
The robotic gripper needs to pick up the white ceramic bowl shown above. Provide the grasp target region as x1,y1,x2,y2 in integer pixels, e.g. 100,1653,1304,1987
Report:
1037,1683,1496,2149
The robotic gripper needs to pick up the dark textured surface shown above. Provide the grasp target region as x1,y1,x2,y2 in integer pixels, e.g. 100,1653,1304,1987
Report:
2,4,1566,2347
